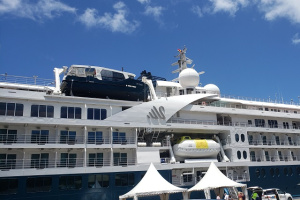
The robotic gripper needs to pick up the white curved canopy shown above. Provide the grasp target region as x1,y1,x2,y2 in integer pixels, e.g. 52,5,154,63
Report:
188,162,246,192
119,163,187,200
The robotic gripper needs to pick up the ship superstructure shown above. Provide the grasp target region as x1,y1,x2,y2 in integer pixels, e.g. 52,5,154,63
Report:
0,48,299,200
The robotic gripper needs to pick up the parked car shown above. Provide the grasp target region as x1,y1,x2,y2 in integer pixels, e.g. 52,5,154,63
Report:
262,188,293,200
247,187,293,200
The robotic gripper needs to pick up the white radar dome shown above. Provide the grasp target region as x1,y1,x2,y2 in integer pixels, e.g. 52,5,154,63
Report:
204,84,220,95
179,68,199,88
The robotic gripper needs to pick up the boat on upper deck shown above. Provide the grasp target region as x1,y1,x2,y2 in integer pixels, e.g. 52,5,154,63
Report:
60,65,151,101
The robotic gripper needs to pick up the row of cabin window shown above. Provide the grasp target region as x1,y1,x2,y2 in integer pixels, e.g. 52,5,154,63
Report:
0,152,127,169
0,129,126,145
0,102,107,120
249,119,295,129
0,173,134,195
255,167,300,178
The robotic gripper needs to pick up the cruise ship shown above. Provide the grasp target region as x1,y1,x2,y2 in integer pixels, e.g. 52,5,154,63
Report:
0,47,299,200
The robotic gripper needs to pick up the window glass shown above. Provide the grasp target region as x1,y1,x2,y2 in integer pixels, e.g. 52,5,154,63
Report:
87,108,93,120
6,103,15,116
75,107,81,119
235,134,239,142
0,178,18,194
15,104,23,116
31,105,39,117
255,168,260,178
237,151,241,159
241,134,245,142
26,177,52,193
289,167,293,176
270,168,275,177
284,168,288,176
243,151,247,159
101,109,107,120
39,105,46,117
94,109,100,120
275,168,280,177
68,107,74,119
47,106,54,118
0,102,6,115
59,176,82,190
261,168,266,178
61,107,67,118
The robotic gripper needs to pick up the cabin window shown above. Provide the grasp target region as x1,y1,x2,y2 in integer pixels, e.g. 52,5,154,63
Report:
283,122,289,129
31,105,54,118
113,132,126,144
289,167,293,176
0,154,16,169
113,153,127,166
268,120,278,128
26,177,52,193
31,153,49,169
183,174,193,183
88,174,109,188
87,108,107,120
88,153,103,167
88,131,103,144
115,173,134,186
59,153,77,168
31,130,49,144
275,168,280,177
278,151,283,161
265,151,270,161
261,168,266,178
0,129,17,143
270,168,275,177
248,120,252,126
243,151,247,159
248,135,253,145
241,134,245,142
235,134,239,142
85,68,96,76
59,176,82,190
284,168,288,176
255,168,260,178
254,119,265,127
0,178,18,194
0,102,23,116
179,90,184,95
101,70,125,81
60,106,81,119
237,151,241,159
250,151,255,161
60,130,76,144
297,167,300,175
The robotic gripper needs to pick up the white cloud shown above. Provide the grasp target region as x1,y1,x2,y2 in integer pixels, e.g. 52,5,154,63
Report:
137,0,150,5
144,5,164,19
191,5,203,18
209,0,249,16
78,2,140,34
292,33,300,45
257,0,300,24
0,0,76,20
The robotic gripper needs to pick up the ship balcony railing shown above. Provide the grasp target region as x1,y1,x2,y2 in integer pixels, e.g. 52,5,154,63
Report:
249,139,298,146
112,137,135,145
168,118,300,131
86,158,111,167
87,137,111,145
0,73,54,86
113,158,136,166
0,158,117,170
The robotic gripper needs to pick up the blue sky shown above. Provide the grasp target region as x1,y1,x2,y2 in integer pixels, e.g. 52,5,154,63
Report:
0,0,300,103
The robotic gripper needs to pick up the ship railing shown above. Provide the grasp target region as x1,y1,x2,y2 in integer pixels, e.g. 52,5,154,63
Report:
86,159,111,167
249,139,299,146
0,158,117,170
87,137,111,145
168,118,300,131
5,135,86,145
113,158,136,166
221,94,300,106
0,74,54,87
112,136,135,145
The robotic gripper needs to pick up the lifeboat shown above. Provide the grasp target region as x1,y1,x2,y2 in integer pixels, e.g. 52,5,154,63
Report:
173,136,221,160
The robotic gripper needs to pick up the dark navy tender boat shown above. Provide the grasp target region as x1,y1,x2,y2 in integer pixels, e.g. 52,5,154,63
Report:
60,65,149,101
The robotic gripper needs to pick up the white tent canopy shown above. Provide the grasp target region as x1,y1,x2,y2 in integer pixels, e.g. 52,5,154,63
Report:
119,163,187,200
188,162,248,199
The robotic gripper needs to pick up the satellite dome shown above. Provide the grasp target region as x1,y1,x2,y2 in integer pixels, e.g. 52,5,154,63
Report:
204,84,220,95
179,68,199,88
